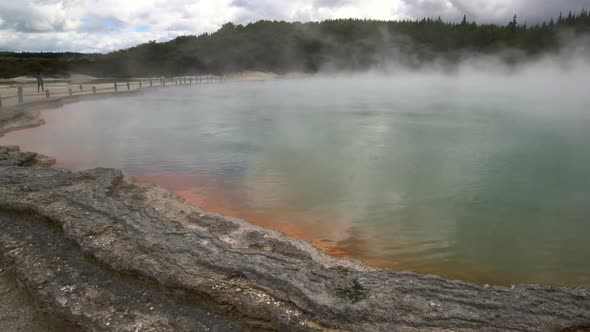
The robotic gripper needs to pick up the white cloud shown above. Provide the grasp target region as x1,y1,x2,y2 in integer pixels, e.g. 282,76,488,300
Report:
0,0,588,52
399,0,590,24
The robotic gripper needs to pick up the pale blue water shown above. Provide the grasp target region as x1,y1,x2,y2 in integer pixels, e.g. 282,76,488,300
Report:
3,75,590,286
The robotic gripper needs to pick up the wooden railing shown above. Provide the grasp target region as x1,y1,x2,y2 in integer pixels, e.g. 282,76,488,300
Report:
0,76,220,109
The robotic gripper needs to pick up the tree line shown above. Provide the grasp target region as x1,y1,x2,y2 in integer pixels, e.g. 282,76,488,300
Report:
1,10,590,78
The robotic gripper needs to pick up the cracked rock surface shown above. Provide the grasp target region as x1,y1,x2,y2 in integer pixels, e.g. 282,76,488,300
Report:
0,146,589,331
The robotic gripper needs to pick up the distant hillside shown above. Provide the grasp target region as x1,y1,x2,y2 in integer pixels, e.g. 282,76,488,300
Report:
2,10,590,78
0,52,98,78
0,52,94,59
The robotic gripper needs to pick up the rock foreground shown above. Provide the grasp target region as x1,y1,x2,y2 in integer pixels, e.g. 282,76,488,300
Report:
0,146,589,332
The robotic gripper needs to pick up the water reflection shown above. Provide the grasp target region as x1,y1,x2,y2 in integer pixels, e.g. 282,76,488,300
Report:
2,76,590,286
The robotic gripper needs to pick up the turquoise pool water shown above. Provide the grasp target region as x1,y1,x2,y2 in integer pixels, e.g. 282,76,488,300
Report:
3,75,590,286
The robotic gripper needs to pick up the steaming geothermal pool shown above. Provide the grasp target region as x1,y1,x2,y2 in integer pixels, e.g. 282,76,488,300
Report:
3,74,590,286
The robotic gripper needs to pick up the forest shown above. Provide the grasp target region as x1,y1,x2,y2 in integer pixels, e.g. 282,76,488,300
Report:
1,10,589,78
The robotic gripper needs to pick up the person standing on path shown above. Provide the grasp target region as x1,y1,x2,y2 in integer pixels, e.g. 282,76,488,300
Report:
36,73,44,92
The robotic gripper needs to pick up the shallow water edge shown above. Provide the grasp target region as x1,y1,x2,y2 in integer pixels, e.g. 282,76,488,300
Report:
3,77,590,288
0,145,589,331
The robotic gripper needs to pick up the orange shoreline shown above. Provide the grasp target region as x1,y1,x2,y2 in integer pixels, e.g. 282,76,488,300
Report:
132,171,518,286
1,89,585,288
0,133,557,287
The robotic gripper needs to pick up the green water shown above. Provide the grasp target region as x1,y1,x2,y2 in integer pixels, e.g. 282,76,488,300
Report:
3,74,590,286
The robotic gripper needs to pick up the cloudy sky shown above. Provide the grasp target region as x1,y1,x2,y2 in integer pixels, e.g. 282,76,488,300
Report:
1,0,589,53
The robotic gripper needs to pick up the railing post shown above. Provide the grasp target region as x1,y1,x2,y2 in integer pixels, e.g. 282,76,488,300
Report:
114,83,118,92
17,86,23,104
69,88,73,96
189,77,192,85
139,82,142,89
127,82,130,91
46,89,50,98
79,84,83,92
149,79,153,87
92,86,96,94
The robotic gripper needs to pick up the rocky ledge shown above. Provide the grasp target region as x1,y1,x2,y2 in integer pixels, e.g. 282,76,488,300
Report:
0,146,588,332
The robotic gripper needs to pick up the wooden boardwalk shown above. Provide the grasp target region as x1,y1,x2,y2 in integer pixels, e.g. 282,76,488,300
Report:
0,76,219,109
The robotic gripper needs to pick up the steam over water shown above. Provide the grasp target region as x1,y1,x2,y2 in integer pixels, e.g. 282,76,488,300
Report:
3,69,590,286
